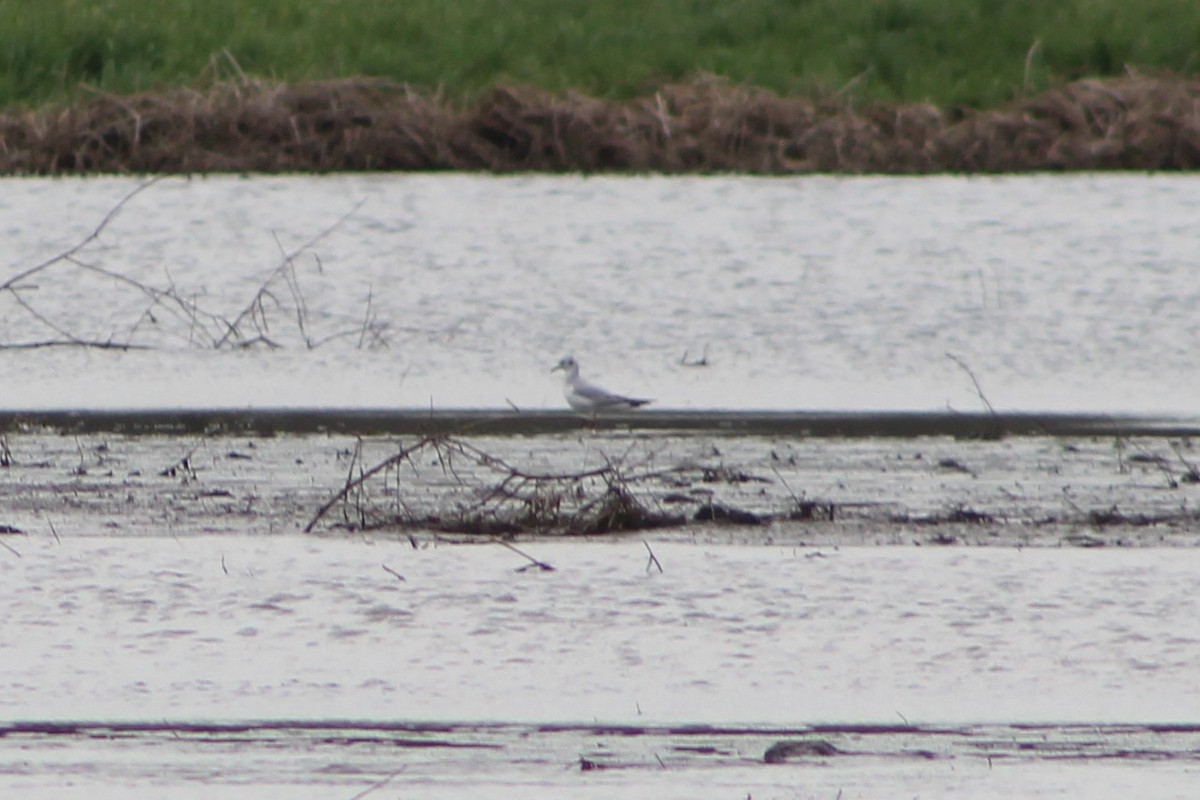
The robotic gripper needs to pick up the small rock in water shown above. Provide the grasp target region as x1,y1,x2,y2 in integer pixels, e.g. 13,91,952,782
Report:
763,739,841,763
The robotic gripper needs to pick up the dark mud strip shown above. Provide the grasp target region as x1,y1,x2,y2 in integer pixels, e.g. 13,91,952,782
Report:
1,409,1197,438
2,720,1198,770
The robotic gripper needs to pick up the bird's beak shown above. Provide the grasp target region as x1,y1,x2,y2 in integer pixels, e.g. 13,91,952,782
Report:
550,364,563,373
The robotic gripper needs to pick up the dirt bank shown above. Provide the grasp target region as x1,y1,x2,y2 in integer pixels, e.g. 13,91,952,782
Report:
3,75,1200,175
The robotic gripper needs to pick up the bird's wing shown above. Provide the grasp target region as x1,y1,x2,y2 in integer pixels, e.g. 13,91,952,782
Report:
574,378,648,407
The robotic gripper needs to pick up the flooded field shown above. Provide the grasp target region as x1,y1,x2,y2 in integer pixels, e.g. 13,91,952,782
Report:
2,173,1200,413
4,516,1200,798
3,414,1200,796
3,174,1200,797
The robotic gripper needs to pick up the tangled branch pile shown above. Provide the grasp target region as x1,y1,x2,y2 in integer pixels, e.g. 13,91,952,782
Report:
307,435,686,536
3,74,1200,174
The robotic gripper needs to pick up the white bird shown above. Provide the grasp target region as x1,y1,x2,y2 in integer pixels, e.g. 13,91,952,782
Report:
551,355,651,413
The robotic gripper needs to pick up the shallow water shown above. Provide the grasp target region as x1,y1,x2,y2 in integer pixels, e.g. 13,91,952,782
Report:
7,722,1200,800
4,174,1200,797
7,538,1200,724
3,425,1200,797
2,173,1199,413
4,539,1200,797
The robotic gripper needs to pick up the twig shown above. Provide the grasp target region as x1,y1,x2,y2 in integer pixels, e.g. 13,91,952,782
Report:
1159,462,1179,489
308,434,679,537
277,240,313,347
6,286,110,349
643,540,663,573
680,345,710,367
160,440,203,479
65,253,212,344
213,199,365,349
344,770,403,800
0,178,163,293
0,339,150,351
0,539,20,558
498,540,555,572
72,437,87,475
305,436,441,533
945,352,996,415
1061,486,1084,516
770,464,803,506
1170,440,1200,482
381,563,406,582
349,439,368,529
454,439,616,483
357,286,375,349
1114,434,1128,474
3,178,374,352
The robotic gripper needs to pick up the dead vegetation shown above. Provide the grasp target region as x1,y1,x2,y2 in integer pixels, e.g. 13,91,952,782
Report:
0,179,386,351
292,430,1200,542
303,434,831,537
3,426,1200,545
305,435,687,536
3,74,1200,174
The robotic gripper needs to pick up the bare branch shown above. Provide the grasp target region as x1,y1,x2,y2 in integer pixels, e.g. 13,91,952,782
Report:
946,351,996,415
214,199,365,349
304,436,442,533
643,540,664,573
498,540,555,572
0,178,163,293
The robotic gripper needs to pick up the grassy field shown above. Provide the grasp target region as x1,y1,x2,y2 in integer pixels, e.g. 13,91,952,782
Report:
2,0,1198,111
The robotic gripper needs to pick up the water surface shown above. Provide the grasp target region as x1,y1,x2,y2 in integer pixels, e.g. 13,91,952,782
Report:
4,539,1200,798
2,173,1197,413
3,174,1200,798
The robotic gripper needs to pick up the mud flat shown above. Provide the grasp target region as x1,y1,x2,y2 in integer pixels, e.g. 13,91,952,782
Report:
2,410,1199,545
3,720,1199,800
3,408,1197,438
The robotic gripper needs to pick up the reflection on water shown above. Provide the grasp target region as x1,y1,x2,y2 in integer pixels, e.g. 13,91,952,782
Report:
0,173,1198,412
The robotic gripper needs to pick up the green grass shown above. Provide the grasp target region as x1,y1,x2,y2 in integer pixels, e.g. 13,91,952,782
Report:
2,0,1199,111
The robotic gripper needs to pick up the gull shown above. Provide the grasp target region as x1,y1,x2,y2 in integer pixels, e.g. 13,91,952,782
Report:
551,355,651,413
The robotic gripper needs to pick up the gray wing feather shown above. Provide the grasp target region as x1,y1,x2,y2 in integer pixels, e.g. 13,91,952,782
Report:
574,379,650,407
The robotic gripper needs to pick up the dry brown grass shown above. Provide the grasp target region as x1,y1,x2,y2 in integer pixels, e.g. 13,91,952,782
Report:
3,74,1200,174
